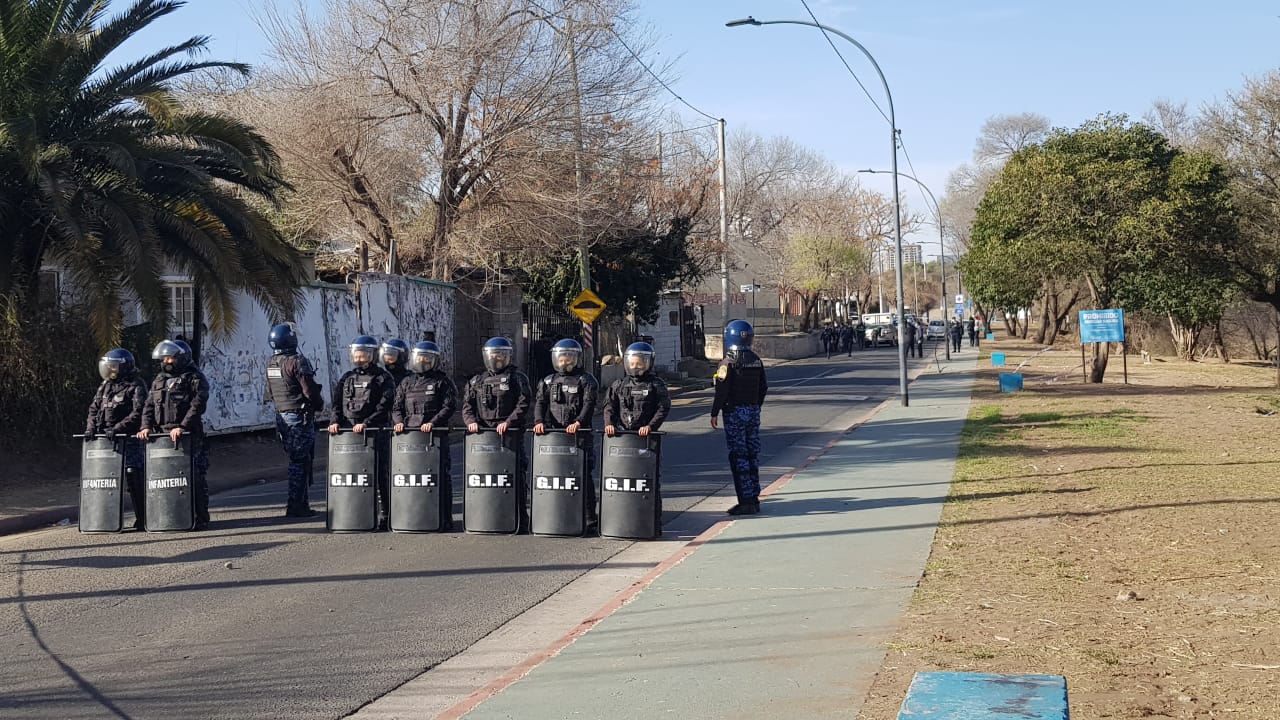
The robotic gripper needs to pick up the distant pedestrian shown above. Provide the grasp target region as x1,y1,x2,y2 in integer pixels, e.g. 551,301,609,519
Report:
265,323,325,518
85,349,148,529
950,319,963,353
710,320,768,516
966,317,977,347
903,319,918,358
916,321,926,356
856,320,867,350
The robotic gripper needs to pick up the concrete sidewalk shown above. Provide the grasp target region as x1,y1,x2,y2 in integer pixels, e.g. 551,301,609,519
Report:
440,356,977,719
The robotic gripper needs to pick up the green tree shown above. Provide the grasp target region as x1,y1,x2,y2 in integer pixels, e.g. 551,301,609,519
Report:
968,115,1238,380
0,0,305,346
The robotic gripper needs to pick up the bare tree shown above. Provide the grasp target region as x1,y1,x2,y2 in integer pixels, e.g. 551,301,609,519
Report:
972,112,1051,166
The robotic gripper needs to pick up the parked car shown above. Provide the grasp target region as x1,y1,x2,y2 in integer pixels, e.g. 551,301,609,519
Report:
865,323,897,347
926,319,948,339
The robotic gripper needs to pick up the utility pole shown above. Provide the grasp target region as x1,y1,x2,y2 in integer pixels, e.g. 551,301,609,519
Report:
718,118,730,331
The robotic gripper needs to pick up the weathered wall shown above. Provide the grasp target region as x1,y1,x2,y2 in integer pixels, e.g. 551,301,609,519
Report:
199,274,455,434
703,332,819,362
636,297,683,373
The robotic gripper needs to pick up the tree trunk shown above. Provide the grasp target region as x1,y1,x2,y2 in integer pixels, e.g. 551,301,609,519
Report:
1033,295,1050,344
1088,342,1110,383
1213,320,1230,363
1168,313,1197,360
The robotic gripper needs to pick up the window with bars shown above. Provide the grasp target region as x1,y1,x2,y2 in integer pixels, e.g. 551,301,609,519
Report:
167,283,195,336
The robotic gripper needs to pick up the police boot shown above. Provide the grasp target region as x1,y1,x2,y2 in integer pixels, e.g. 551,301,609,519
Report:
727,500,750,515
125,469,146,530
743,499,761,515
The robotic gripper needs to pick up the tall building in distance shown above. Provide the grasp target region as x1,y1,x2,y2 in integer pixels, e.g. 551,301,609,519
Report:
887,244,922,269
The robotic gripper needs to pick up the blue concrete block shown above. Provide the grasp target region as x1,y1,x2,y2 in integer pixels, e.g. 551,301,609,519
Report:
991,352,1006,367
898,672,1068,719
998,372,1023,393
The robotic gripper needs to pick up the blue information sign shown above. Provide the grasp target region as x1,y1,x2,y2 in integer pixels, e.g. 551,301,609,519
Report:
954,302,964,317
1079,309,1125,343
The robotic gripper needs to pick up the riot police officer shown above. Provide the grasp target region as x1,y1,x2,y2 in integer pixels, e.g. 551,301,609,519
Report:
462,337,534,529
138,340,212,529
392,340,459,530
709,320,768,516
603,342,671,528
381,338,411,386
86,348,149,529
265,323,325,518
328,335,396,528
533,338,600,530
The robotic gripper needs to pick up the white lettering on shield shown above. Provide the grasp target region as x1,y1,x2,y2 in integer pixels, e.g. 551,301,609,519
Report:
147,477,189,490
393,474,436,487
82,478,119,489
535,476,580,491
604,477,650,493
330,473,371,487
467,474,511,488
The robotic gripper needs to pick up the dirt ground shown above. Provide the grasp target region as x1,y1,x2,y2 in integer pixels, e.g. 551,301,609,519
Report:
857,339,1280,718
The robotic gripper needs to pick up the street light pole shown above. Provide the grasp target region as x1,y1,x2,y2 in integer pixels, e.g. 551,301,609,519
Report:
859,168,950,360
728,16,909,406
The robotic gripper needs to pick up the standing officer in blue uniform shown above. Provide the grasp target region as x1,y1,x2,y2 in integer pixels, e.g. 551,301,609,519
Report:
710,320,769,516
392,340,459,530
86,348,149,529
328,335,396,529
138,339,212,529
533,338,600,530
265,323,325,518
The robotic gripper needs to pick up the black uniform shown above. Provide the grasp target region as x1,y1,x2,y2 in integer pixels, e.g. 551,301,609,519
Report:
142,366,212,526
265,352,325,515
392,369,459,529
462,366,534,528
533,368,600,526
904,321,918,358
86,375,149,527
384,363,410,387
603,372,671,528
331,366,396,524
710,348,768,509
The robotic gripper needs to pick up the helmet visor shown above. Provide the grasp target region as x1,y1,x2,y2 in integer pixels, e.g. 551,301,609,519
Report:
98,357,123,381
624,350,654,377
350,343,377,368
483,347,513,372
551,347,580,372
410,348,439,373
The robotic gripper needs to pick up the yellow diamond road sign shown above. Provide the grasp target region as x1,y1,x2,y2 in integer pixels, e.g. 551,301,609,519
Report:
568,289,606,324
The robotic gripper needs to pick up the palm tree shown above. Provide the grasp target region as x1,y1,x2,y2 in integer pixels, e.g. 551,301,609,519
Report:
0,0,305,346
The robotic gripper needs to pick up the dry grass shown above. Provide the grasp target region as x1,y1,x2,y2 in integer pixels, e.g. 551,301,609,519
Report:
858,339,1280,719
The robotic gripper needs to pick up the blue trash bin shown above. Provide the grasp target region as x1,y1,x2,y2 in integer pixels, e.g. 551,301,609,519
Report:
986,332,996,341
999,372,1023,393
991,352,1006,367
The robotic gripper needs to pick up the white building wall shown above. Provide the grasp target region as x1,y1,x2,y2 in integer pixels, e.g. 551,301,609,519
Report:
198,274,455,434
637,296,683,373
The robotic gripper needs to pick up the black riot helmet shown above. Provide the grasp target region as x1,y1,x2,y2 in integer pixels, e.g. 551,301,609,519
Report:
152,339,190,373
269,323,298,355
482,336,514,372
381,338,409,368
98,348,135,381
410,341,441,374
551,339,582,373
349,335,379,369
623,342,655,377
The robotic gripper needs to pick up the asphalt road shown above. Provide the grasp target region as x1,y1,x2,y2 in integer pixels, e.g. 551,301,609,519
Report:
0,345,934,720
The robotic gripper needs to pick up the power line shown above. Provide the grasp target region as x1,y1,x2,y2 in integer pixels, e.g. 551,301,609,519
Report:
526,0,720,123
798,0,891,126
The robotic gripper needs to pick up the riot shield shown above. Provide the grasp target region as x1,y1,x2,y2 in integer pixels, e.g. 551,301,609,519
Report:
327,430,379,532
464,430,521,534
599,432,662,540
530,431,588,536
79,437,124,533
144,436,195,532
388,430,448,532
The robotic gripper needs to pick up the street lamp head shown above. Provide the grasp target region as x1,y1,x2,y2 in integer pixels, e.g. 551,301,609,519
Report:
725,17,761,27
857,169,879,174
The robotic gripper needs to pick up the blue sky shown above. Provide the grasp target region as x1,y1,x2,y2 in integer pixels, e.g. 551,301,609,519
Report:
122,0,1279,256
